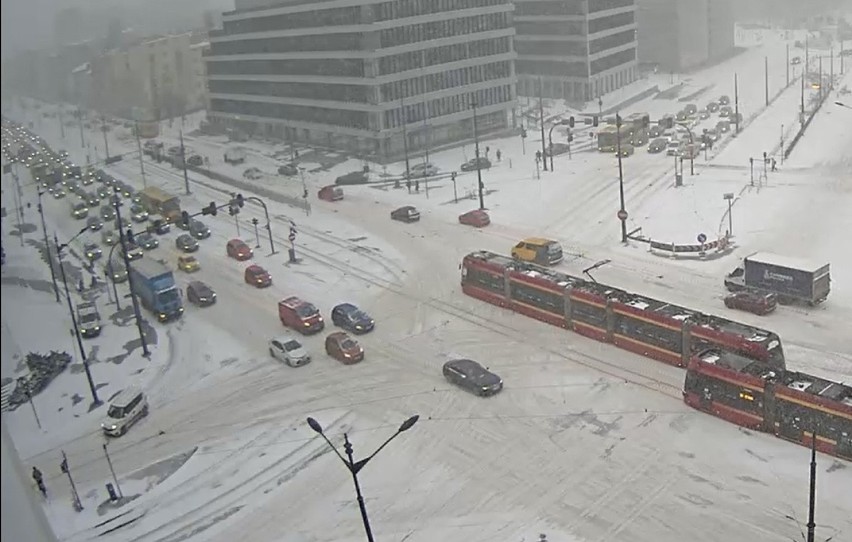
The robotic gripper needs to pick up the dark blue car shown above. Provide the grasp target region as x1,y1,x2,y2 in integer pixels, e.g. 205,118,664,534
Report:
331,303,374,334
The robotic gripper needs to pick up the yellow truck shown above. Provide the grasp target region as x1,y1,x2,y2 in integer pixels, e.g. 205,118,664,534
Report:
138,186,181,224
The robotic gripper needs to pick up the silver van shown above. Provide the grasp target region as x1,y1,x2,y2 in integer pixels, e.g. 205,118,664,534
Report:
101,387,148,437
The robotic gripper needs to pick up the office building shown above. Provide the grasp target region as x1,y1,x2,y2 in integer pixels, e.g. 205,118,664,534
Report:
205,0,517,159
514,0,638,101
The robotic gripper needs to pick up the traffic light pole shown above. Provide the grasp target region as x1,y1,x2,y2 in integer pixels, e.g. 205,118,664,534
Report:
113,188,150,358
179,130,191,196
616,114,627,244
471,100,485,210
538,77,547,171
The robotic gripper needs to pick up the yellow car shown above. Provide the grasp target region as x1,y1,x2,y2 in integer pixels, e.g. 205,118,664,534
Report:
177,255,200,273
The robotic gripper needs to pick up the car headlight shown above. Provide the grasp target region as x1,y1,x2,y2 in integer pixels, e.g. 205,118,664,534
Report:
106,424,117,431
344,353,351,357
303,322,310,326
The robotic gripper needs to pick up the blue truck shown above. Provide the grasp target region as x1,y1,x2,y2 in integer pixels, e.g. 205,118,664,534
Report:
128,258,184,322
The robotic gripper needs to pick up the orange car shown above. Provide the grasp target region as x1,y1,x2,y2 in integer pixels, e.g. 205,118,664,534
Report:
325,331,364,364
226,238,253,261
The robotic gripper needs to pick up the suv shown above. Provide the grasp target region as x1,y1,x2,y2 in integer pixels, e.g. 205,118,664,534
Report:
187,280,216,306
101,387,148,437
245,264,271,287
331,303,375,334
76,302,102,338
511,238,563,266
443,359,503,396
325,332,364,364
724,291,777,316
269,336,311,367
278,296,324,334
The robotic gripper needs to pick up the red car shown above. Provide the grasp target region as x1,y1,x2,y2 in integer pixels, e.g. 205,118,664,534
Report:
459,209,490,228
226,239,253,261
325,331,364,364
318,185,343,201
245,265,272,288
724,291,776,315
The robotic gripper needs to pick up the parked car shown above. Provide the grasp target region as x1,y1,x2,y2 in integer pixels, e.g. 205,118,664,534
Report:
391,205,421,223
86,216,104,231
269,336,311,367
189,219,210,239
334,170,369,185
460,157,491,172
243,167,263,180
331,303,375,334
177,255,200,272
410,162,438,177
325,331,364,364
84,243,102,262
136,232,159,250
318,185,343,201
648,138,667,154
277,163,298,176
130,205,149,223
724,291,777,315
443,359,503,396
458,209,490,228
244,264,271,287
187,280,216,306
187,154,203,166
176,234,199,253
226,238,252,260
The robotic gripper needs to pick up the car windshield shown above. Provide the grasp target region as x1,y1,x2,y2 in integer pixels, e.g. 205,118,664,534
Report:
283,340,301,351
157,289,180,305
295,304,318,318
249,267,264,276
107,405,125,419
184,257,197,263
79,312,98,323
352,310,369,321
341,339,358,350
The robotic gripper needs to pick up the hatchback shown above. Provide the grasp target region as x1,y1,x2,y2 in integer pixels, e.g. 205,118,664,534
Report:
331,303,375,334
459,209,490,228
724,291,777,316
244,264,271,287
227,239,253,260
325,332,364,364
187,280,216,306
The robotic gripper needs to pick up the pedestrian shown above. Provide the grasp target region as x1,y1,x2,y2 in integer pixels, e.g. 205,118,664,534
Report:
496,149,502,162
90,275,98,289
485,146,490,157
77,278,85,292
32,466,46,498
406,179,411,193
415,180,420,192
771,158,777,171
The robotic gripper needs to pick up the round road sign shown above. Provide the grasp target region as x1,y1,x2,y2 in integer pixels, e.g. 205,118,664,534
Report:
617,209,628,221
697,233,707,243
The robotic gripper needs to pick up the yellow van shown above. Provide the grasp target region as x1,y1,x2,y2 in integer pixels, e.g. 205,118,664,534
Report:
511,238,563,265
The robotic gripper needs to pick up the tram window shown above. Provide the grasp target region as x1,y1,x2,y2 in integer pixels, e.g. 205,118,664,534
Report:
465,268,504,293
510,282,563,314
614,313,682,353
571,299,607,326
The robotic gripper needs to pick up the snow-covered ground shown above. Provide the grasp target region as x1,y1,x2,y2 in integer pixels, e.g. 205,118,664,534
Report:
2,26,851,542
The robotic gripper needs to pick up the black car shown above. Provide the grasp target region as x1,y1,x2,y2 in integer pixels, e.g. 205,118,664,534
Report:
442,359,503,396
151,219,171,235
460,157,491,172
136,232,159,250
390,205,420,223
189,219,211,239
83,243,102,262
176,234,199,252
86,216,104,231
647,138,667,154
187,281,217,307
278,163,298,176
331,303,375,334
187,154,203,166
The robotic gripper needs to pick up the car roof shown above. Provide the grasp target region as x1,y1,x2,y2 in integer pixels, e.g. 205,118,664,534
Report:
274,335,300,343
335,302,358,312
327,331,349,340
188,280,208,289
247,264,265,271
444,358,483,372
397,206,415,211
229,238,247,245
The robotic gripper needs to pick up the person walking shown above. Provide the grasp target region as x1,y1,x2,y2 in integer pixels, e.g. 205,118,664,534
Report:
496,149,502,162
32,466,46,498
771,157,777,172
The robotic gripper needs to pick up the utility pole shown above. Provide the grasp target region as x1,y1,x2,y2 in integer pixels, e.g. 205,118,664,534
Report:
734,73,740,134
801,65,806,126
77,106,86,148
101,117,110,160
764,56,769,106
400,97,410,188
134,121,147,188
60,451,83,511
472,99,485,211
818,56,823,102
422,117,430,166
615,113,627,244
806,431,817,542
37,191,60,302
830,48,834,91
102,443,123,498
179,129,191,195
113,189,150,357
538,77,547,171
786,43,790,86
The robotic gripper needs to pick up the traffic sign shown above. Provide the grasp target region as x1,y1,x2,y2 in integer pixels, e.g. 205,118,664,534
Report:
288,233,296,242
697,233,707,243
617,209,628,221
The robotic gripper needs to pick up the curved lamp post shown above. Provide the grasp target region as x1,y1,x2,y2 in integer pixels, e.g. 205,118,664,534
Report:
306,415,419,542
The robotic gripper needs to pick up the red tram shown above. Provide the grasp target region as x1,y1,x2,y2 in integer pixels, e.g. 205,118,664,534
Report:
461,251,785,369
684,349,852,460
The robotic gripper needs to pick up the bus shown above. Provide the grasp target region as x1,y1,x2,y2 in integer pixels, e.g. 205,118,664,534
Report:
684,349,852,460
460,251,786,369
138,186,181,223
597,125,633,153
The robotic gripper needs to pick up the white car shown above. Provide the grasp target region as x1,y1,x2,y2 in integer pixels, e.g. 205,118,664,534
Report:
243,167,263,180
268,336,311,367
131,206,149,222
410,162,439,177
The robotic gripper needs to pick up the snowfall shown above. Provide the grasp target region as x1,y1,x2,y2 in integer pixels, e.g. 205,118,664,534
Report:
2,26,851,542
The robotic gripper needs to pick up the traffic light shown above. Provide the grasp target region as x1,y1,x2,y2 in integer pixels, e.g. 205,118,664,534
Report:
568,133,574,142
593,116,599,127
665,117,674,129
181,210,190,227
235,193,245,208
228,204,237,217
126,228,135,245
521,127,527,138
568,116,575,128
202,202,217,216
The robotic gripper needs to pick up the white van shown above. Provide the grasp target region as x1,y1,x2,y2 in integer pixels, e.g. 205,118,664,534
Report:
101,387,148,437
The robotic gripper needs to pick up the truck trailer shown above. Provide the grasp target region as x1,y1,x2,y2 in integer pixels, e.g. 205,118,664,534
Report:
128,259,184,321
724,252,830,305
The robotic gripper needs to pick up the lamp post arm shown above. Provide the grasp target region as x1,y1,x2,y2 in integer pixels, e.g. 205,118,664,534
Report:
352,430,402,475
318,431,351,469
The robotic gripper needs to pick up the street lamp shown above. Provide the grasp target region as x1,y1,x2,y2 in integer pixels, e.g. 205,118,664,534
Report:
306,415,419,542
547,119,572,172
36,189,61,302
55,227,101,407
471,99,485,210
835,101,852,110
615,113,628,244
